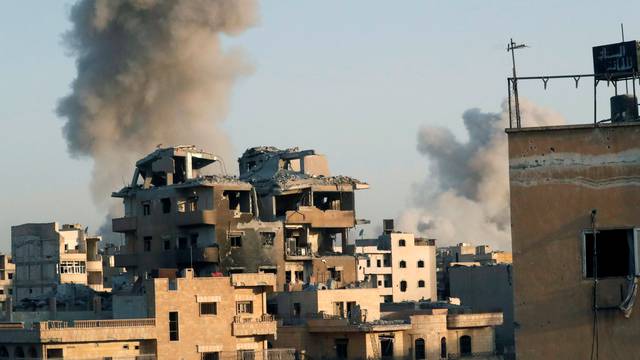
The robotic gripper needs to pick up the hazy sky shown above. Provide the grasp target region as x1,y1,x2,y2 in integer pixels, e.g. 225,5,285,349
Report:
1,1,638,252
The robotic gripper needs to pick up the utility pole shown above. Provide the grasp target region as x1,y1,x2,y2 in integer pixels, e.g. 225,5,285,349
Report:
508,38,528,127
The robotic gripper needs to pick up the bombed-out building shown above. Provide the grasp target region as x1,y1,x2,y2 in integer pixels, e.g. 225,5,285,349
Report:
112,146,367,291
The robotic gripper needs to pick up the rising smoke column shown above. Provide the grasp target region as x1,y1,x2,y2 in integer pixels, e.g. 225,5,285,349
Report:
57,0,257,237
399,99,566,250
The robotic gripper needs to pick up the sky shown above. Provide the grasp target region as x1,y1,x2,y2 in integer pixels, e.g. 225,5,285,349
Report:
1,1,638,252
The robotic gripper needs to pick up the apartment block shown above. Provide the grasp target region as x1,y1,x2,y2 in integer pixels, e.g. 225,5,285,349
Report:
11,223,104,303
0,255,14,311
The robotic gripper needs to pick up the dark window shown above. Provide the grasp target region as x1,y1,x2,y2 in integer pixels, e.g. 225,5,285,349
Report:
400,280,407,292
415,338,426,360
285,271,292,283
169,311,179,341
460,335,472,356
144,236,152,252
418,260,425,268
8,273,13,280
441,337,447,358
261,232,275,247
378,280,382,286
384,275,392,288
366,259,371,267
377,259,382,267
335,339,348,359
161,198,171,213
295,270,304,282
380,336,394,358
418,280,425,288
190,233,199,247
142,202,151,216
399,239,406,247
46,348,63,359
200,302,217,315
399,260,406,268
237,350,255,360
293,302,301,318
584,229,635,278
168,278,178,291
14,346,24,358
236,301,253,314
164,239,171,250
178,237,188,249
230,235,242,248
202,352,219,360
329,268,342,282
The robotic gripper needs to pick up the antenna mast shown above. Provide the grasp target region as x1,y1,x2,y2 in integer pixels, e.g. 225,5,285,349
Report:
508,38,528,128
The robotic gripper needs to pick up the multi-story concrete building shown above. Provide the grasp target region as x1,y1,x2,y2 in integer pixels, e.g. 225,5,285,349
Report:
437,243,512,300
0,272,287,360
112,146,367,291
11,223,104,302
355,221,437,303
272,287,503,359
449,264,515,358
0,255,14,311
507,118,640,358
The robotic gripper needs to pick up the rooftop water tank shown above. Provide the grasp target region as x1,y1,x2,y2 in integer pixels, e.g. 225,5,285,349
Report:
610,94,638,123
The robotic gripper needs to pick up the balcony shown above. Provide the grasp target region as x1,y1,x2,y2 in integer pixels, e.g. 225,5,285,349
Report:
175,210,216,227
112,216,137,233
176,246,219,264
231,273,276,289
86,260,102,272
285,207,355,228
114,253,138,268
232,314,277,336
447,312,503,329
285,243,313,260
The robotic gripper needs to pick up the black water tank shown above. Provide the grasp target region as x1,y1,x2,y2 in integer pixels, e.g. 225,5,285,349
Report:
610,95,638,123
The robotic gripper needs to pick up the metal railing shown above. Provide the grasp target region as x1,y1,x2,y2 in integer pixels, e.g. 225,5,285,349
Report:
286,244,312,257
38,318,155,330
233,314,275,323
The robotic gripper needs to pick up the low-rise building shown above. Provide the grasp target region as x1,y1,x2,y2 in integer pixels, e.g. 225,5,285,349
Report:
0,254,14,312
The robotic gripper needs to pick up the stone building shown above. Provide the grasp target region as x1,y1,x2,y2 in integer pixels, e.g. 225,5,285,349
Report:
0,254,14,312
272,288,503,359
112,146,367,291
507,120,640,359
11,223,104,303
355,221,437,303
0,272,286,360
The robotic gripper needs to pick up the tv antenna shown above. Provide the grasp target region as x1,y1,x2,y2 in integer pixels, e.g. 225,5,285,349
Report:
507,38,528,128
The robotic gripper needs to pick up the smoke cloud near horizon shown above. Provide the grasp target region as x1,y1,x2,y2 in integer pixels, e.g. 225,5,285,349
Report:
399,99,566,251
57,0,258,240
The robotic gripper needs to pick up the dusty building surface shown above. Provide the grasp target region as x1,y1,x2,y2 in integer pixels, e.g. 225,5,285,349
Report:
0,255,14,312
355,220,437,303
507,122,640,359
0,272,292,360
449,264,515,357
272,288,503,360
112,146,367,291
11,223,104,303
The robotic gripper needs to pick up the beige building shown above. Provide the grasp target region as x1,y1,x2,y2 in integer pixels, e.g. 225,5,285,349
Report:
11,223,104,303
0,255,14,311
273,287,503,359
507,120,640,359
112,146,367,291
356,221,437,303
0,272,289,360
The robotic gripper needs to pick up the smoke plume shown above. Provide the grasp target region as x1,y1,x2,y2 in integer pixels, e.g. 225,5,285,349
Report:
57,0,257,239
399,99,566,250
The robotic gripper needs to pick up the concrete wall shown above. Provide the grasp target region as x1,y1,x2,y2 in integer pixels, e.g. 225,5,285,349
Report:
507,123,640,359
390,233,437,302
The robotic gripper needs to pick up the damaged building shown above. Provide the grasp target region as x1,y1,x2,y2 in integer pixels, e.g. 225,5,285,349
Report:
112,145,368,291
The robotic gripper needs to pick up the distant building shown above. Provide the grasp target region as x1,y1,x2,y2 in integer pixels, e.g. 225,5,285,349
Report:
437,243,512,299
0,255,14,311
449,264,515,357
355,220,437,303
11,223,104,303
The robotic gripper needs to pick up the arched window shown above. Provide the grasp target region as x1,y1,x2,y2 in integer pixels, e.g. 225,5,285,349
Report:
418,280,425,288
28,346,37,359
399,239,406,247
400,280,407,292
14,346,25,358
0,346,8,358
415,338,425,360
460,335,472,356
399,260,406,268
417,260,424,268
440,337,447,358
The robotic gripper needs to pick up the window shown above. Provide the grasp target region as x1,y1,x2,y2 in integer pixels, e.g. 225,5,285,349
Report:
415,338,426,360
384,275,392,288
142,202,151,216
236,301,253,314
366,259,371,267
161,198,171,213
190,233,199,247
417,260,425,268
440,337,447,359
46,348,63,359
584,229,636,278
399,260,406,268
460,335,472,356
329,268,342,282
169,311,179,341
400,280,407,292
144,236,152,252
399,239,406,247
200,302,217,315
7,273,12,280
418,280,425,288
230,234,243,248
380,336,394,358
237,350,255,360
378,280,382,286
14,346,24,358
377,259,381,267
178,237,188,249
292,302,301,318
188,196,198,211
164,240,171,250
60,261,86,274
335,339,348,359
168,278,178,291
202,352,219,360
177,200,186,213
261,232,275,247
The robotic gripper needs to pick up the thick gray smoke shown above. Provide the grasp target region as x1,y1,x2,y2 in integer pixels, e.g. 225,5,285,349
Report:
399,99,566,250
57,0,257,239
